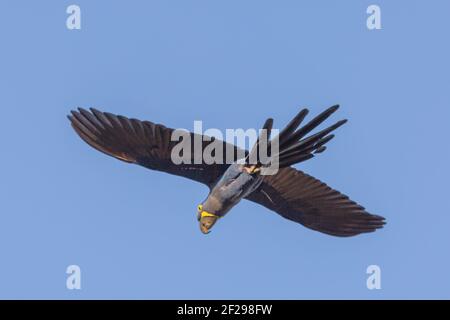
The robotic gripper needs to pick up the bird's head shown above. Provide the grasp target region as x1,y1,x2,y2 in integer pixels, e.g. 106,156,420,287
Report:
197,204,220,234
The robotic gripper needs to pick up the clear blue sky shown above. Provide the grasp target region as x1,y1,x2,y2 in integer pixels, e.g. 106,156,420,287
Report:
1,0,449,299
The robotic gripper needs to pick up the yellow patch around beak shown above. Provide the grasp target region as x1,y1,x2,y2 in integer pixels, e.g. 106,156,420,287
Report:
200,211,219,219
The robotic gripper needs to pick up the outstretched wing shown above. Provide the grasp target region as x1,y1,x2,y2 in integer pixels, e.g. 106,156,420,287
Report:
68,108,244,187
245,167,385,237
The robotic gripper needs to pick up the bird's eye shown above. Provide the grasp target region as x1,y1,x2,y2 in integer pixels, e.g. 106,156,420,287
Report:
196,205,202,221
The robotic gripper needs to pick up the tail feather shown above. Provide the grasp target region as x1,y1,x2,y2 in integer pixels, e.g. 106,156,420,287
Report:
280,104,339,150
245,105,346,170
279,119,346,157
247,118,273,165
269,105,346,169
277,109,309,146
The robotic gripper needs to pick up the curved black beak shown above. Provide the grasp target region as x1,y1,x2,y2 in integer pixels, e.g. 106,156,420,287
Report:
199,215,219,234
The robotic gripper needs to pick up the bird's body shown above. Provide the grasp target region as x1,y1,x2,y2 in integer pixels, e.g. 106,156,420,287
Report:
198,164,263,232
204,164,262,216
68,105,386,237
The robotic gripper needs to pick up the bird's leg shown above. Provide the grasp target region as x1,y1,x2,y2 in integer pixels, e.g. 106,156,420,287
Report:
242,165,261,174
